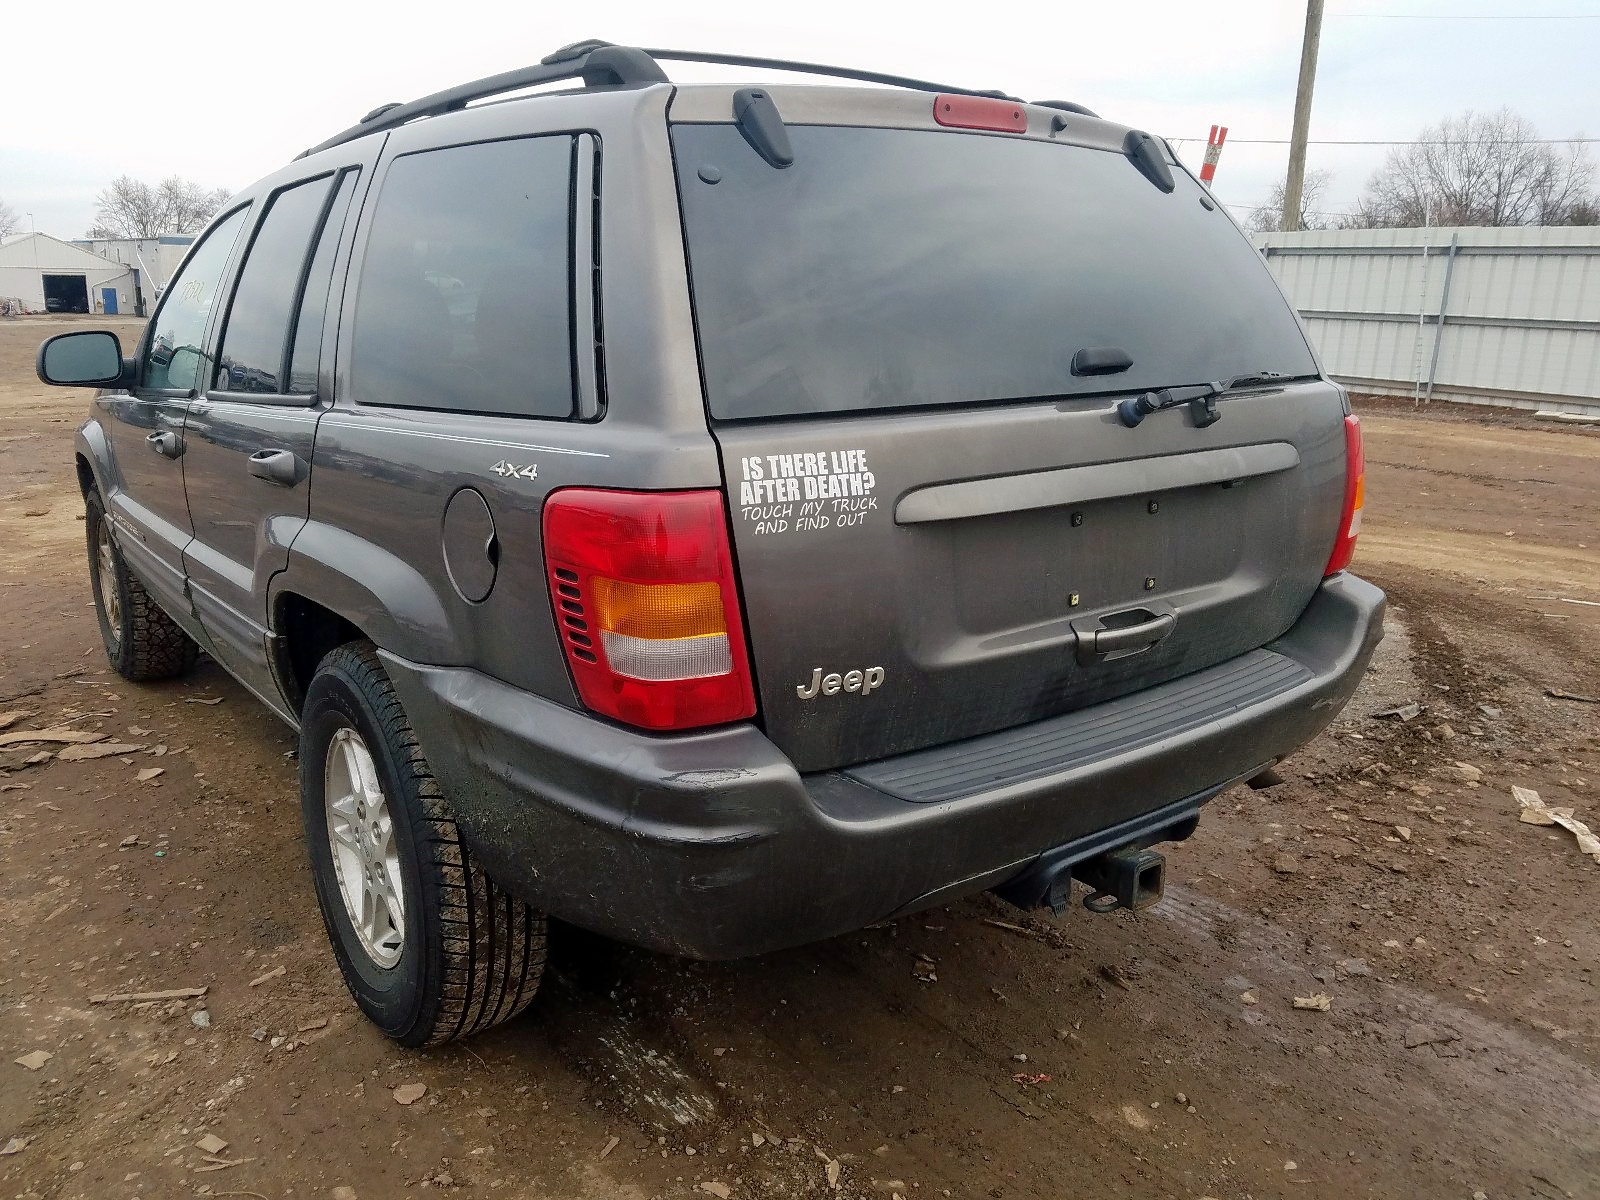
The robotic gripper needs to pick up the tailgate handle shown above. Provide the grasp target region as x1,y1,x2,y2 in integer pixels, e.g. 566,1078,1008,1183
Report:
1074,607,1175,665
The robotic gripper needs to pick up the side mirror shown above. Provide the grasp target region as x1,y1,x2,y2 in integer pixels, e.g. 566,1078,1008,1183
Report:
37,330,127,388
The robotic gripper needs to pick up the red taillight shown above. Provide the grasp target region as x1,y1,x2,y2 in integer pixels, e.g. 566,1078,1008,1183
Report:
543,489,756,731
1324,414,1365,576
932,94,1027,133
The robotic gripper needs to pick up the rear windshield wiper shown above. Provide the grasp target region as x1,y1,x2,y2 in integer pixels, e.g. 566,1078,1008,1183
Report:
1116,371,1287,429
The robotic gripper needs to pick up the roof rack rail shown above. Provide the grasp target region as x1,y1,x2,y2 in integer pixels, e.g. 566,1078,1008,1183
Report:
295,44,667,159
297,40,1075,160
636,47,1019,101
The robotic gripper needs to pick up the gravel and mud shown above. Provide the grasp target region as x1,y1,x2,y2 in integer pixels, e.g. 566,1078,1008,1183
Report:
2,317,1596,1200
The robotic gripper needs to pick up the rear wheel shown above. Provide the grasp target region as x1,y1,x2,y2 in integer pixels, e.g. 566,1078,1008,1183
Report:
299,643,545,1045
85,490,199,682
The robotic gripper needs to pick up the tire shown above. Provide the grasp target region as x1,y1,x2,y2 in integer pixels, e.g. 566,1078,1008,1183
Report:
299,642,546,1046
85,490,199,682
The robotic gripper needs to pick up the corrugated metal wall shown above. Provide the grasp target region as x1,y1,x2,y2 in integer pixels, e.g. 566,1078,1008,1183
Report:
1252,226,1600,415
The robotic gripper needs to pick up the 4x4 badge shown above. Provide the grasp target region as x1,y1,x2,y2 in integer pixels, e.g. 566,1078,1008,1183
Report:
491,459,538,480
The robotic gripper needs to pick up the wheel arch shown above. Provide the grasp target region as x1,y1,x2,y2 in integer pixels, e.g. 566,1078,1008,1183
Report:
271,590,367,714
74,420,113,500
269,523,460,713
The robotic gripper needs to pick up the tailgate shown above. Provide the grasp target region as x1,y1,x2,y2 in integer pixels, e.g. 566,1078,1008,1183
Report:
715,391,1344,772
670,109,1341,773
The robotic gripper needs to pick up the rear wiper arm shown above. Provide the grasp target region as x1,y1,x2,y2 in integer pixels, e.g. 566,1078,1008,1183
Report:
1116,371,1287,429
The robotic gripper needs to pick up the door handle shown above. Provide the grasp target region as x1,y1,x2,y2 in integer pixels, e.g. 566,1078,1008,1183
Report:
146,430,183,459
1072,607,1176,665
248,449,302,487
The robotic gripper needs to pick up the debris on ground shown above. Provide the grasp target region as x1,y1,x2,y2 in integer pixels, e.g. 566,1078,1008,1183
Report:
195,1133,229,1155
90,986,207,1004
1012,1072,1052,1085
1293,994,1333,1012
393,1082,427,1105
599,1135,619,1159
248,965,287,987
1453,762,1484,783
57,741,145,761
1372,702,1422,721
699,1184,732,1198
1271,853,1302,875
1240,991,1259,1006
981,918,1042,939
1546,688,1600,704
911,956,937,983
1403,1024,1461,1051
136,766,164,782
0,727,103,747
184,696,225,705
191,1009,211,1028
14,1049,52,1070
1,1137,27,1155
331,1188,358,1200
1514,785,1600,865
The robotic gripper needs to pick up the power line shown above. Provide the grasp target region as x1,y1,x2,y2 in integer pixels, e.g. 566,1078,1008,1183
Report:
1346,12,1600,17
1169,136,1600,145
1222,200,1363,219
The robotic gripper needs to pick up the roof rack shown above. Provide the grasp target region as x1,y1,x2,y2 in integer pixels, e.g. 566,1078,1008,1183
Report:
297,40,1091,160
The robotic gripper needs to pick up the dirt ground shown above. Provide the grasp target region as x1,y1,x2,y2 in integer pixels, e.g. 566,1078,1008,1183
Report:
1,316,1596,1200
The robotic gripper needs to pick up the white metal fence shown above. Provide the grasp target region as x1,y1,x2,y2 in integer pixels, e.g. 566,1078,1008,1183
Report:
1252,226,1600,415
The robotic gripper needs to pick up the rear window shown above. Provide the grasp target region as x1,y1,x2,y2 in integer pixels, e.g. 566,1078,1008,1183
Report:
672,125,1317,421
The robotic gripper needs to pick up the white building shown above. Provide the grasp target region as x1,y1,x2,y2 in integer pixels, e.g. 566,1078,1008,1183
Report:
73,235,194,314
0,233,139,315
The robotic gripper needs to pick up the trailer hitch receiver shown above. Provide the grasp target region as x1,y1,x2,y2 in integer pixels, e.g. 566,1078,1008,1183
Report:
1073,846,1166,913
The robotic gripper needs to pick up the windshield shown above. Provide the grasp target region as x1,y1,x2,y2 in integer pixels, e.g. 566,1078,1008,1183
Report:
672,124,1317,421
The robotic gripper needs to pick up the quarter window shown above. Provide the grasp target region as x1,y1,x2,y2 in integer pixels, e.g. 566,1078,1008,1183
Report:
141,207,248,392
349,136,576,419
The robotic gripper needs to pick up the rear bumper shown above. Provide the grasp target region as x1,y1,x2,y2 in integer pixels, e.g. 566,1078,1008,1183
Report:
382,572,1384,959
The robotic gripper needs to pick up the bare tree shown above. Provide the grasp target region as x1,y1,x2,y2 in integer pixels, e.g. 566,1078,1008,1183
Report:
0,198,20,239
1249,168,1334,232
1353,109,1596,228
88,175,232,238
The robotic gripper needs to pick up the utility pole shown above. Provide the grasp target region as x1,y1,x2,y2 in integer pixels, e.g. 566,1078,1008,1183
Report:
1282,0,1325,232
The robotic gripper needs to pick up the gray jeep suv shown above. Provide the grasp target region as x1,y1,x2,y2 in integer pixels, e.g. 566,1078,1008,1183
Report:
38,42,1383,1046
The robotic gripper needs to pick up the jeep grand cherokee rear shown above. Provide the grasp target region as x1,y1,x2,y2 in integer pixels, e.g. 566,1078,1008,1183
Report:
47,44,1384,1047
389,83,1384,961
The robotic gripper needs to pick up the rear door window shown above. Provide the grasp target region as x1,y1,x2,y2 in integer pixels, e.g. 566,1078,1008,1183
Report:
348,136,576,419
214,175,335,395
288,170,362,393
672,125,1318,420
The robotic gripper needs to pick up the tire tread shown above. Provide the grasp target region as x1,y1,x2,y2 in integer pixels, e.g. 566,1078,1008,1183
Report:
319,643,544,1045
85,491,199,683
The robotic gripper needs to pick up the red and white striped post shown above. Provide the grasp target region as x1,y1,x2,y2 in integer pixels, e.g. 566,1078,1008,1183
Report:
1199,124,1228,185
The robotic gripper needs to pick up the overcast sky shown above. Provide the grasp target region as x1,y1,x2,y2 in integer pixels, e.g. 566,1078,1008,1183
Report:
3,0,1597,237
